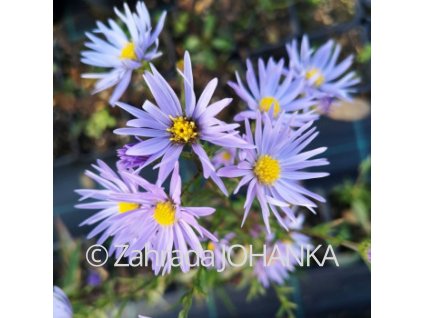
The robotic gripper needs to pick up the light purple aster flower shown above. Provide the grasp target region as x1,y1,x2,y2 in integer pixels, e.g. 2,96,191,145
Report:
286,35,360,106
205,232,235,270
117,143,149,170
212,147,237,169
75,159,143,249
218,112,329,233
53,286,73,318
254,215,312,288
81,2,166,105
228,57,317,127
91,162,218,275
114,51,253,195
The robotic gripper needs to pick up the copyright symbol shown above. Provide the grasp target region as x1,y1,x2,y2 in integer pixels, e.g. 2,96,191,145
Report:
86,244,108,267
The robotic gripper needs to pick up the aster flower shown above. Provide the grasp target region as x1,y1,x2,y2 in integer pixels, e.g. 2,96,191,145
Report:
81,1,166,105
228,57,317,127
86,162,218,275
117,143,149,170
75,159,143,248
212,147,237,169
254,215,312,288
205,232,235,270
286,35,360,107
53,286,73,318
218,112,329,233
114,51,252,195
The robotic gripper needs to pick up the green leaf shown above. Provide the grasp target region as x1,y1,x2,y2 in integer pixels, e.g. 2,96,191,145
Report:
357,44,371,63
185,36,201,51
358,239,371,266
274,285,297,318
62,241,82,293
211,38,233,52
203,14,216,39
174,12,190,35
178,290,194,318
193,266,207,294
193,50,217,70
247,279,265,300
352,199,370,232
85,108,117,139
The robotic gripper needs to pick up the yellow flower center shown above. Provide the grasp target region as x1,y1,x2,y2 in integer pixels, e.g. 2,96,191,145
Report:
167,116,198,143
176,59,184,71
253,155,281,185
222,151,232,161
118,202,140,214
154,201,176,226
207,242,215,251
120,42,137,60
305,68,325,87
259,97,280,116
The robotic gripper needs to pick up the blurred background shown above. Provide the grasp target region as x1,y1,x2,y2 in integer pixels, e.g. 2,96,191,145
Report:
53,0,371,317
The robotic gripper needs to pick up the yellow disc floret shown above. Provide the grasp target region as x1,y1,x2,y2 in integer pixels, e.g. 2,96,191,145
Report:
207,241,215,251
120,42,138,60
305,68,325,87
259,96,280,116
154,201,176,226
118,202,140,214
253,155,281,185
222,151,232,161
167,116,198,143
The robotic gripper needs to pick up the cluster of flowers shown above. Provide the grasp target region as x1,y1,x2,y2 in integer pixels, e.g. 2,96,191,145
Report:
76,1,358,285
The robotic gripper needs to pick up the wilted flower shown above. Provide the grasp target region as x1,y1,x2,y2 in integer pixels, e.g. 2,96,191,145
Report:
75,159,143,247
117,143,149,170
114,51,252,195
286,35,360,107
86,270,102,287
89,162,218,275
228,57,317,127
254,215,311,288
218,112,329,233
212,148,237,169
81,1,166,105
53,286,73,318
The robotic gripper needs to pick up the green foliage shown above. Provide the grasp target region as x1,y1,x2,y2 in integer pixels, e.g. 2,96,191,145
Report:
174,12,190,36
185,35,202,51
193,267,208,295
178,289,194,318
357,44,371,63
275,286,297,318
247,278,266,300
181,13,235,71
62,241,82,293
358,239,371,267
85,108,117,139
332,156,371,233
203,14,216,39
306,0,323,6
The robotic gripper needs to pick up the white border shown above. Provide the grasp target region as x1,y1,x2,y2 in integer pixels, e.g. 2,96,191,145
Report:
372,0,423,316
0,0,52,316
